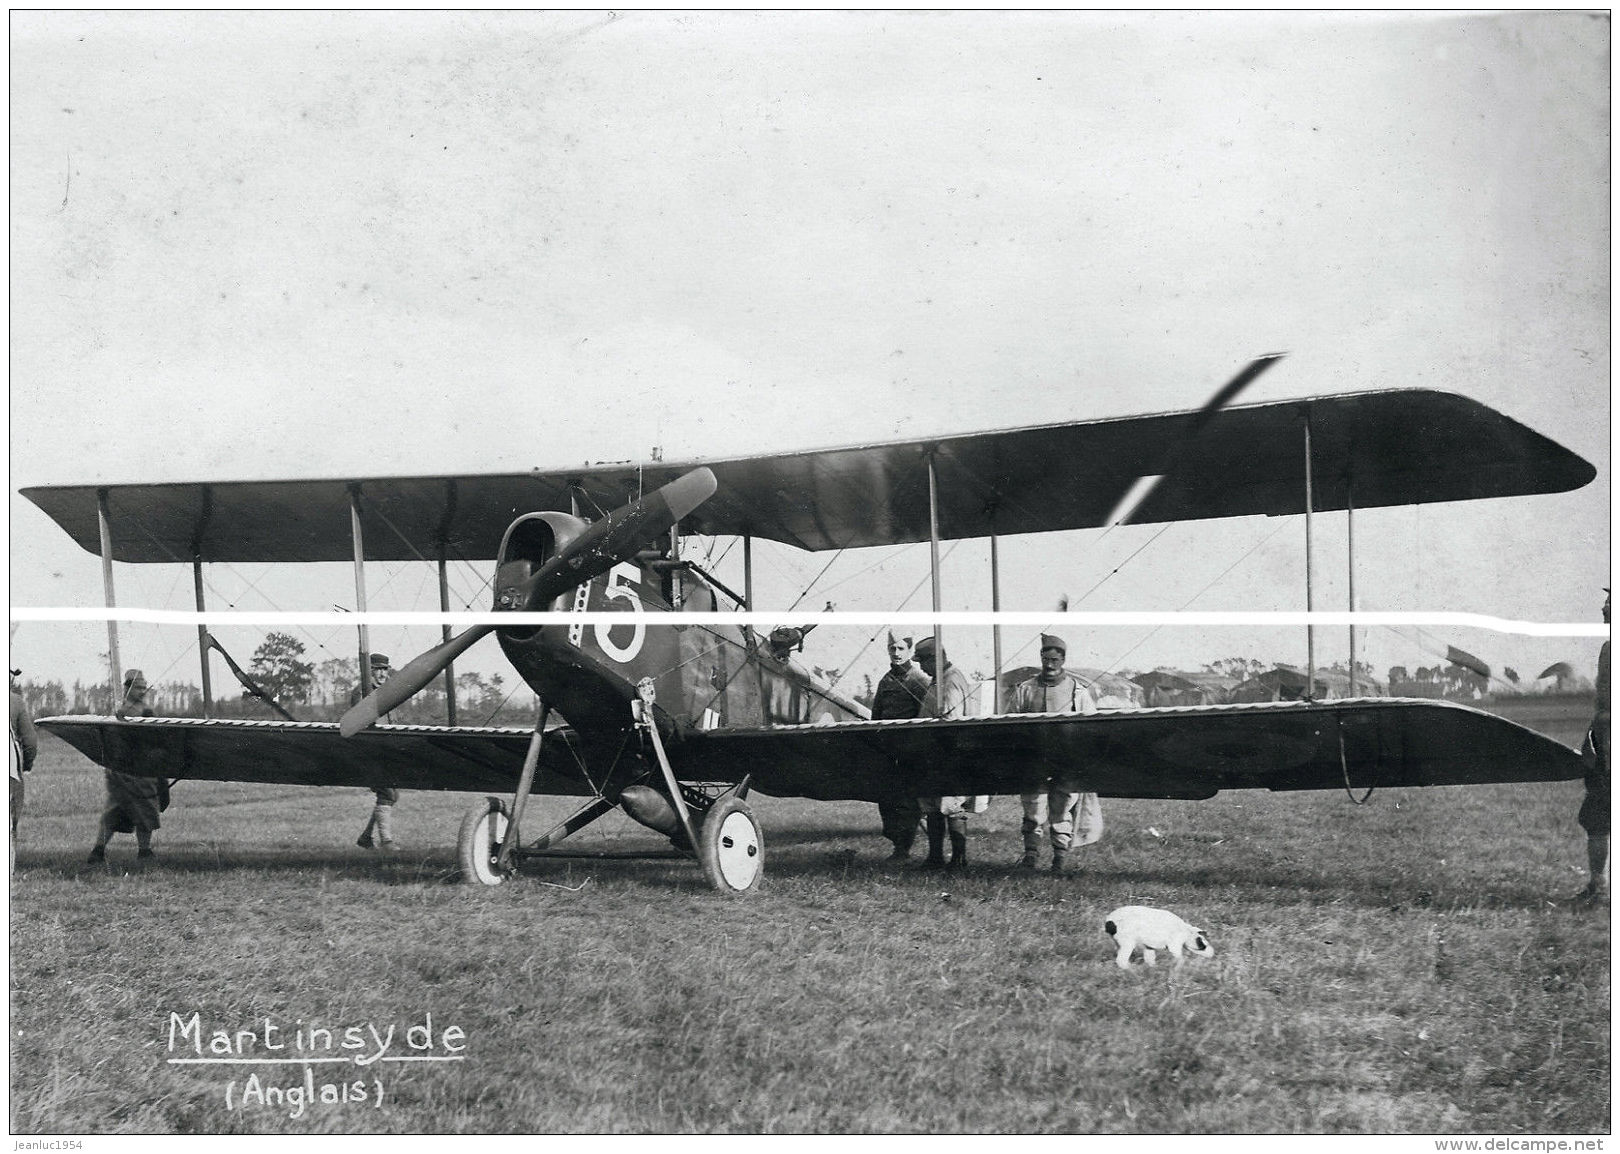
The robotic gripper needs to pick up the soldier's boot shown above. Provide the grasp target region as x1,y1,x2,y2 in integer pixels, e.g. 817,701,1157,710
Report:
1585,836,1610,901
1018,817,1042,869
919,813,947,870
1050,848,1069,875
88,817,111,863
374,804,398,852
946,815,969,873
888,823,917,861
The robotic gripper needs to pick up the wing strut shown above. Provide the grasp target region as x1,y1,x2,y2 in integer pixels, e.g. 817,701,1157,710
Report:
1303,412,1316,699
437,536,458,726
192,556,214,717
927,449,944,679
1347,483,1357,696
96,489,122,697
990,523,1003,713
190,486,215,717
743,535,754,609
349,485,372,702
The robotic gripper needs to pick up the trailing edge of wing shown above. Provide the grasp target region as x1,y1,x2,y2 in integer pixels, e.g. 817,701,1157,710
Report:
21,389,1594,561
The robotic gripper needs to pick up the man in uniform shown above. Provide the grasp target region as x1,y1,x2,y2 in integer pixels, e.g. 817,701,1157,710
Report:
1576,589,1610,903
913,636,983,872
350,653,401,851
10,672,38,852
1011,634,1101,874
89,670,167,862
871,630,930,860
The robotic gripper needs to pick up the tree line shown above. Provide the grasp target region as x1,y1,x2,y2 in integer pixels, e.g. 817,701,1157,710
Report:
15,632,537,726
14,635,1589,723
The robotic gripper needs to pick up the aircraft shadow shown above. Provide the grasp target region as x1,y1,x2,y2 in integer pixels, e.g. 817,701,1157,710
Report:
757,846,1577,914
15,848,468,888
13,843,1582,913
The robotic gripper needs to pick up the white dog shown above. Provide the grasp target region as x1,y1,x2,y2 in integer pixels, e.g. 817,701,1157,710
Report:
1104,906,1214,969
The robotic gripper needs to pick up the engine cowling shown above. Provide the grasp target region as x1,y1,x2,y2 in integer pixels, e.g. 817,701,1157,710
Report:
493,511,589,613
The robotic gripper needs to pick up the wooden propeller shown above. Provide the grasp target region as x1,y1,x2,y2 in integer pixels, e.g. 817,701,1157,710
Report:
339,467,717,736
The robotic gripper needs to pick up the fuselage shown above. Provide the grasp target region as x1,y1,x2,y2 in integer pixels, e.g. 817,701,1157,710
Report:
492,544,866,791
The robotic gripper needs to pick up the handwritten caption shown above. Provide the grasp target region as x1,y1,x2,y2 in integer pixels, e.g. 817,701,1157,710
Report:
165,1011,467,1119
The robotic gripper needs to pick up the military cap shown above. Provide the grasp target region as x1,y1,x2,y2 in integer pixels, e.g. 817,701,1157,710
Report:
370,653,392,667
123,668,147,686
1040,633,1067,655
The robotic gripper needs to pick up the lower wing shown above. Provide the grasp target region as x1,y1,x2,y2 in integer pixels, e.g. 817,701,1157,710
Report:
37,716,594,797
687,698,1586,801
39,698,1583,803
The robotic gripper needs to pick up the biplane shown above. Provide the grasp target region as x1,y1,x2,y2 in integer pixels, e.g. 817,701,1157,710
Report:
21,359,1597,892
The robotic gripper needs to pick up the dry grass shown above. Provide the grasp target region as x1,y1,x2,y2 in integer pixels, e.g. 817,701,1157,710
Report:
9,729,1609,1134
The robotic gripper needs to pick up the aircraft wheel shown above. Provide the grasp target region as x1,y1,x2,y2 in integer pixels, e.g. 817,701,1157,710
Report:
698,796,764,895
457,797,516,887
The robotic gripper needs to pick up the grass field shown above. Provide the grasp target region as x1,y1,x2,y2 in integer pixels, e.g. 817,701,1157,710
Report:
8,726,1610,1135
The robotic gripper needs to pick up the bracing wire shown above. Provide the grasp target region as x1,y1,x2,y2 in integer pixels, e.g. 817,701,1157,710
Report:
787,548,849,613
828,542,962,690
1071,523,1176,606
1100,519,1292,676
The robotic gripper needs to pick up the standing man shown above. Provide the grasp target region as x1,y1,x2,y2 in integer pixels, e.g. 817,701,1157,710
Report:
1576,589,1609,903
872,630,931,860
88,670,167,863
350,653,401,851
914,636,983,872
1012,634,1101,874
10,672,38,859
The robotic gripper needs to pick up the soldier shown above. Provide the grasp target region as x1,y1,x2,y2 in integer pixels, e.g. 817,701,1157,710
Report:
1575,590,1610,903
10,671,38,854
872,631,930,860
914,636,983,872
1012,634,1101,874
88,670,167,863
350,653,401,851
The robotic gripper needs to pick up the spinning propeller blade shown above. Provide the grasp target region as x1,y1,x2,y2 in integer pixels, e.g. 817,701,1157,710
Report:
338,467,718,737
1104,353,1286,528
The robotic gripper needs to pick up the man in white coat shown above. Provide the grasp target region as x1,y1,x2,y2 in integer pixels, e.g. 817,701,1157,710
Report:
1012,634,1102,874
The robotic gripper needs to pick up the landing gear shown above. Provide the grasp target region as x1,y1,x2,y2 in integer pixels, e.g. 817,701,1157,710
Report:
456,683,768,893
699,794,764,895
457,797,515,887
634,677,765,895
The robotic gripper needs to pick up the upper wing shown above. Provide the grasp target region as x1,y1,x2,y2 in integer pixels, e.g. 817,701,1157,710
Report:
681,698,1586,802
22,389,1593,561
38,716,594,796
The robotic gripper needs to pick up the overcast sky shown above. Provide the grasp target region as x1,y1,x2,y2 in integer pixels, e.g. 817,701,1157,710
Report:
8,11,1610,697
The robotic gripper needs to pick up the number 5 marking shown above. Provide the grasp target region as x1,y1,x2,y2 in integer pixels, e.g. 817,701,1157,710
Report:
594,562,646,663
